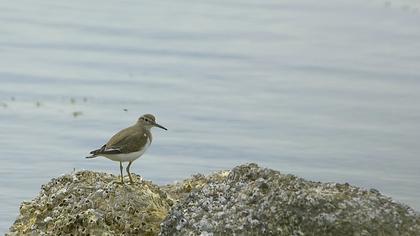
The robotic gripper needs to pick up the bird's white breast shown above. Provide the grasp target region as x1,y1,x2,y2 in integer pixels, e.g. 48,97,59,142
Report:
103,138,151,162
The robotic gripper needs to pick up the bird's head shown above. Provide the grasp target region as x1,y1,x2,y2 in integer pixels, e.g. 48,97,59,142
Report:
138,114,167,130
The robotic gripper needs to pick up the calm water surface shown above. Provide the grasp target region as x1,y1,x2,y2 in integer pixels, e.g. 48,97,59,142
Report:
1,0,420,232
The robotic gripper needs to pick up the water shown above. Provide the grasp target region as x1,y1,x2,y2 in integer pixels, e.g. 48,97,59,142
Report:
1,0,420,232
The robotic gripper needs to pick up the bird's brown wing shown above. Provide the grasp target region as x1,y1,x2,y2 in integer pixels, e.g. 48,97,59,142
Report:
104,126,149,153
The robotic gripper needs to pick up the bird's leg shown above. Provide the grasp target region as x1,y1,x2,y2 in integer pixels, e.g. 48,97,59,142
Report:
119,161,124,184
126,161,134,184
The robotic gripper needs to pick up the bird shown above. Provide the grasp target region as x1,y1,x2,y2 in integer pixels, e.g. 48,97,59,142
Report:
86,114,167,184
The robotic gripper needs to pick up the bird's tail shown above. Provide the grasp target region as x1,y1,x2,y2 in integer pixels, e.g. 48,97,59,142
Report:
85,145,106,159
85,155,97,159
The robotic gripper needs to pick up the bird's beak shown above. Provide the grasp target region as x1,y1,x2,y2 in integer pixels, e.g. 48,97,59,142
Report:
153,122,167,130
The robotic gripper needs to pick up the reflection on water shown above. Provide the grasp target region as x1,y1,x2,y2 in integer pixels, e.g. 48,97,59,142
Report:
1,0,420,232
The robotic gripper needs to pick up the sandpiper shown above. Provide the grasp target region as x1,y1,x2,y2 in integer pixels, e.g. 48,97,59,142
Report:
86,114,167,184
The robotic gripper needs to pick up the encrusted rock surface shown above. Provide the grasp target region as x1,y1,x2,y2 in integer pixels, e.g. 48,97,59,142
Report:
160,163,420,236
7,171,172,236
7,163,420,236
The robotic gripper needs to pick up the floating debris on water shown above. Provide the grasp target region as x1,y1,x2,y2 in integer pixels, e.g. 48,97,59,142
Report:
123,108,128,112
71,111,83,118
1,102,7,108
70,98,76,104
35,101,41,107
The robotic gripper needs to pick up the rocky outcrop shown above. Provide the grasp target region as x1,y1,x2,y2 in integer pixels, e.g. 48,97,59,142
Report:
160,164,420,236
7,171,172,235
7,164,420,236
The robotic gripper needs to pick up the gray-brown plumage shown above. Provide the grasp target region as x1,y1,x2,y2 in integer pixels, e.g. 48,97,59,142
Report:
90,127,152,155
86,114,167,184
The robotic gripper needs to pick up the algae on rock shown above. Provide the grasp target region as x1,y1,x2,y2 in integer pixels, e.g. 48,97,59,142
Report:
7,171,172,235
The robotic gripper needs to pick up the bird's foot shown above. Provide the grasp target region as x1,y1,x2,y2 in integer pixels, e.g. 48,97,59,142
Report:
128,176,134,185
127,173,135,185
112,176,125,185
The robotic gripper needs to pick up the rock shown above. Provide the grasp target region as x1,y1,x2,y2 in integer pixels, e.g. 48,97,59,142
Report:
159,163,420,236
161,171,229,204
7,171,172,236
7,164,420,236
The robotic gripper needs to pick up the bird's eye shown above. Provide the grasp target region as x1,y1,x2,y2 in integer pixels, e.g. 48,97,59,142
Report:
145,119,149,122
